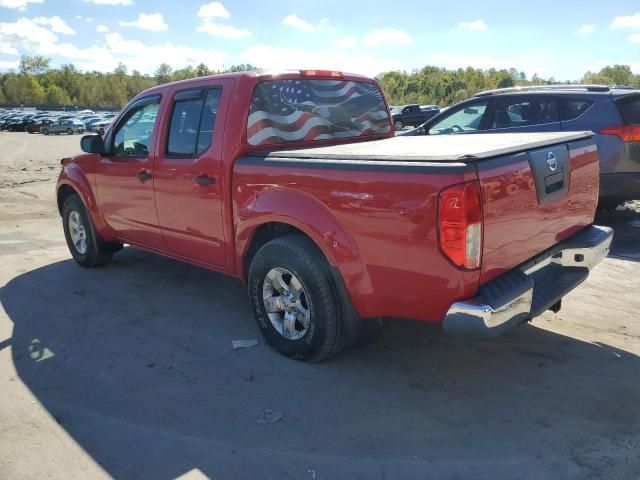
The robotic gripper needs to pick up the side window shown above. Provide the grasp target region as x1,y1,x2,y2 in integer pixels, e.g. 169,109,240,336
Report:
166,88,221,157
429,100,489,135
111,97,160,158
490,97,559,129
560,99,593,122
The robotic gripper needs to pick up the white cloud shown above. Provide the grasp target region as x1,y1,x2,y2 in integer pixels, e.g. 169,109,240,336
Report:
83,0,133,5
0,0,43,10
579,24,596,34
331,35,357,48
0,59,19,69
196,2,249,39
0,17,227,73
630,33,640,42
119,13,168,31
362,28,412,46
96,24,108,32
459,19,488,30
611,13,640,29
0,17,57,54
282,14,314,32
196,18,250,38
197,1,230,19
33,16,75,35
241,44,405,77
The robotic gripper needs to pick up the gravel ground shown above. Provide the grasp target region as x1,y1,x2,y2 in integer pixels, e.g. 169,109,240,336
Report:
0,132,639,480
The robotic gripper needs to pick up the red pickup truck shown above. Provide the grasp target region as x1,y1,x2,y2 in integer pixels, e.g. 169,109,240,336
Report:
56,70,613,361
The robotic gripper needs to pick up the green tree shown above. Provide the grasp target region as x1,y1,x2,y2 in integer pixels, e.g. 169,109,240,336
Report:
19,55,50,76
46,85,71,105
155,63,173,84
195,63,211,77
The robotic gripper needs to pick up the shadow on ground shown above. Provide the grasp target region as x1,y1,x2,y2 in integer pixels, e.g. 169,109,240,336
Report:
596,206,640,262
1,247,639,479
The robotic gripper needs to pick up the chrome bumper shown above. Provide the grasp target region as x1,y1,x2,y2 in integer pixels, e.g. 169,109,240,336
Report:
442,225,613,338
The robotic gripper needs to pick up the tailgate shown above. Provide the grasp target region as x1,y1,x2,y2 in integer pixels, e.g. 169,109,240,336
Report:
478,136,599,283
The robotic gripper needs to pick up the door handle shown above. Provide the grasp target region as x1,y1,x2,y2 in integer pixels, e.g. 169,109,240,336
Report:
136,170,152,183
193,175,216,185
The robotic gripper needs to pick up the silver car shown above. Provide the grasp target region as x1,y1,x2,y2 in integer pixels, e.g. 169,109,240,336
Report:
41,119,85,135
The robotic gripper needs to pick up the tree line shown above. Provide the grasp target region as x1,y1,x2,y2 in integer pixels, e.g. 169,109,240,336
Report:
376,64,640,106
1,55,639,110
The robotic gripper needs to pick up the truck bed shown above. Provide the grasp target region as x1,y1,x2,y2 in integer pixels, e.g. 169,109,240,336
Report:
262,131,593,162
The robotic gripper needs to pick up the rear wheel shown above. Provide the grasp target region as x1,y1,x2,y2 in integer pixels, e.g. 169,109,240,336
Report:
394,120,404,131
42,129,49,135
67,128,73,135
62,194,120,267
248,235,345,362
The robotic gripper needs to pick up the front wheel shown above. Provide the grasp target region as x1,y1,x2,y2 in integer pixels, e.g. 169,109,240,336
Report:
394,120,404,131
67,128,73,135
248,236,345,361
42,129,49,135
62,194,119,267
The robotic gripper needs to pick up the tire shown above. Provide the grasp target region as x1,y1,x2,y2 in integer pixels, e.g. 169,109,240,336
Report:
67,128,73,135
394,120,404,131
248,235,345,362
62,194,118,268
42,129,49,135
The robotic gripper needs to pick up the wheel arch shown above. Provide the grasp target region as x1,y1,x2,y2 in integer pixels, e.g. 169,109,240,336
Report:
56,165,115,240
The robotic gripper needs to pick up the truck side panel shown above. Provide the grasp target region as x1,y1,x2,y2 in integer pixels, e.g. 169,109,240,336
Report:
233,158,480,322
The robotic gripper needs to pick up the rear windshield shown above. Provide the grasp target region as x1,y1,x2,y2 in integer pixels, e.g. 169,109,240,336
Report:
247,79,391,145
617,95,640,124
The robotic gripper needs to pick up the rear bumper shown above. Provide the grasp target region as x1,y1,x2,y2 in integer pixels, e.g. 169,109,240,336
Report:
442,225,613,338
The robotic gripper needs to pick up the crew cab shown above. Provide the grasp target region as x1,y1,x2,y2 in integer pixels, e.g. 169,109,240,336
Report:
56,70,612,361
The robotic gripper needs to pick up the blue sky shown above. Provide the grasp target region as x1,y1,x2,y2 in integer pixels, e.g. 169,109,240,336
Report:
0,0,639,79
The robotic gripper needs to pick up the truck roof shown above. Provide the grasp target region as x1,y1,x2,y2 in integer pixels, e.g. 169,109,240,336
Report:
137,70,376,96
263,131,593,162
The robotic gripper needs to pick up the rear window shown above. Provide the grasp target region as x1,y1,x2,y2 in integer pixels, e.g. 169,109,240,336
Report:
247,79,390,145
617,95,640,124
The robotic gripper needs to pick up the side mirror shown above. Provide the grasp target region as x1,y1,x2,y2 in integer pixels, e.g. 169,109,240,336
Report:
81,134,105,155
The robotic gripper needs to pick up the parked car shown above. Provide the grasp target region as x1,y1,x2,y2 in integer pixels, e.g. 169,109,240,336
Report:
390,104,440,130
57,70,611,361
87,119,112,134
5,118,32,132
26,118,55,133
42,119,85,135
402,85,640,209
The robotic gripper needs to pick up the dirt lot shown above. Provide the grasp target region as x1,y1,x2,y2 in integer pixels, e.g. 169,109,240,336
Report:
1,131,639,480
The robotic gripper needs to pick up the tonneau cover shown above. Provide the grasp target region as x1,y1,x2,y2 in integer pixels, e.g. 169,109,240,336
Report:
262,131,593,162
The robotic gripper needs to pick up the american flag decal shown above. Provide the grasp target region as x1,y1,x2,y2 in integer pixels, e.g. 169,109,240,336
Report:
247,79,391,145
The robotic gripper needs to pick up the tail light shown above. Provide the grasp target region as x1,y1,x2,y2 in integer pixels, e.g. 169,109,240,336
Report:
300,69,343,78
438,181,483,270
600,125,640,142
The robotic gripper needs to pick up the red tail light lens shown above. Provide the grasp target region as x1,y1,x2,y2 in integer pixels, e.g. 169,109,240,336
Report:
600,125,640,142
438,181,483,270
300,70,343,78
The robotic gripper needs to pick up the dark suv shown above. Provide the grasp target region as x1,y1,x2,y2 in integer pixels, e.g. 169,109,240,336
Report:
404,85,640,208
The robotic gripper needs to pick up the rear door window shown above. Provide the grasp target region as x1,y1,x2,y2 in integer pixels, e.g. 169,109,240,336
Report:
490,97,559,129
617,95,640,124
560,99,593,121
166,88,222,157
247,79,390,145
